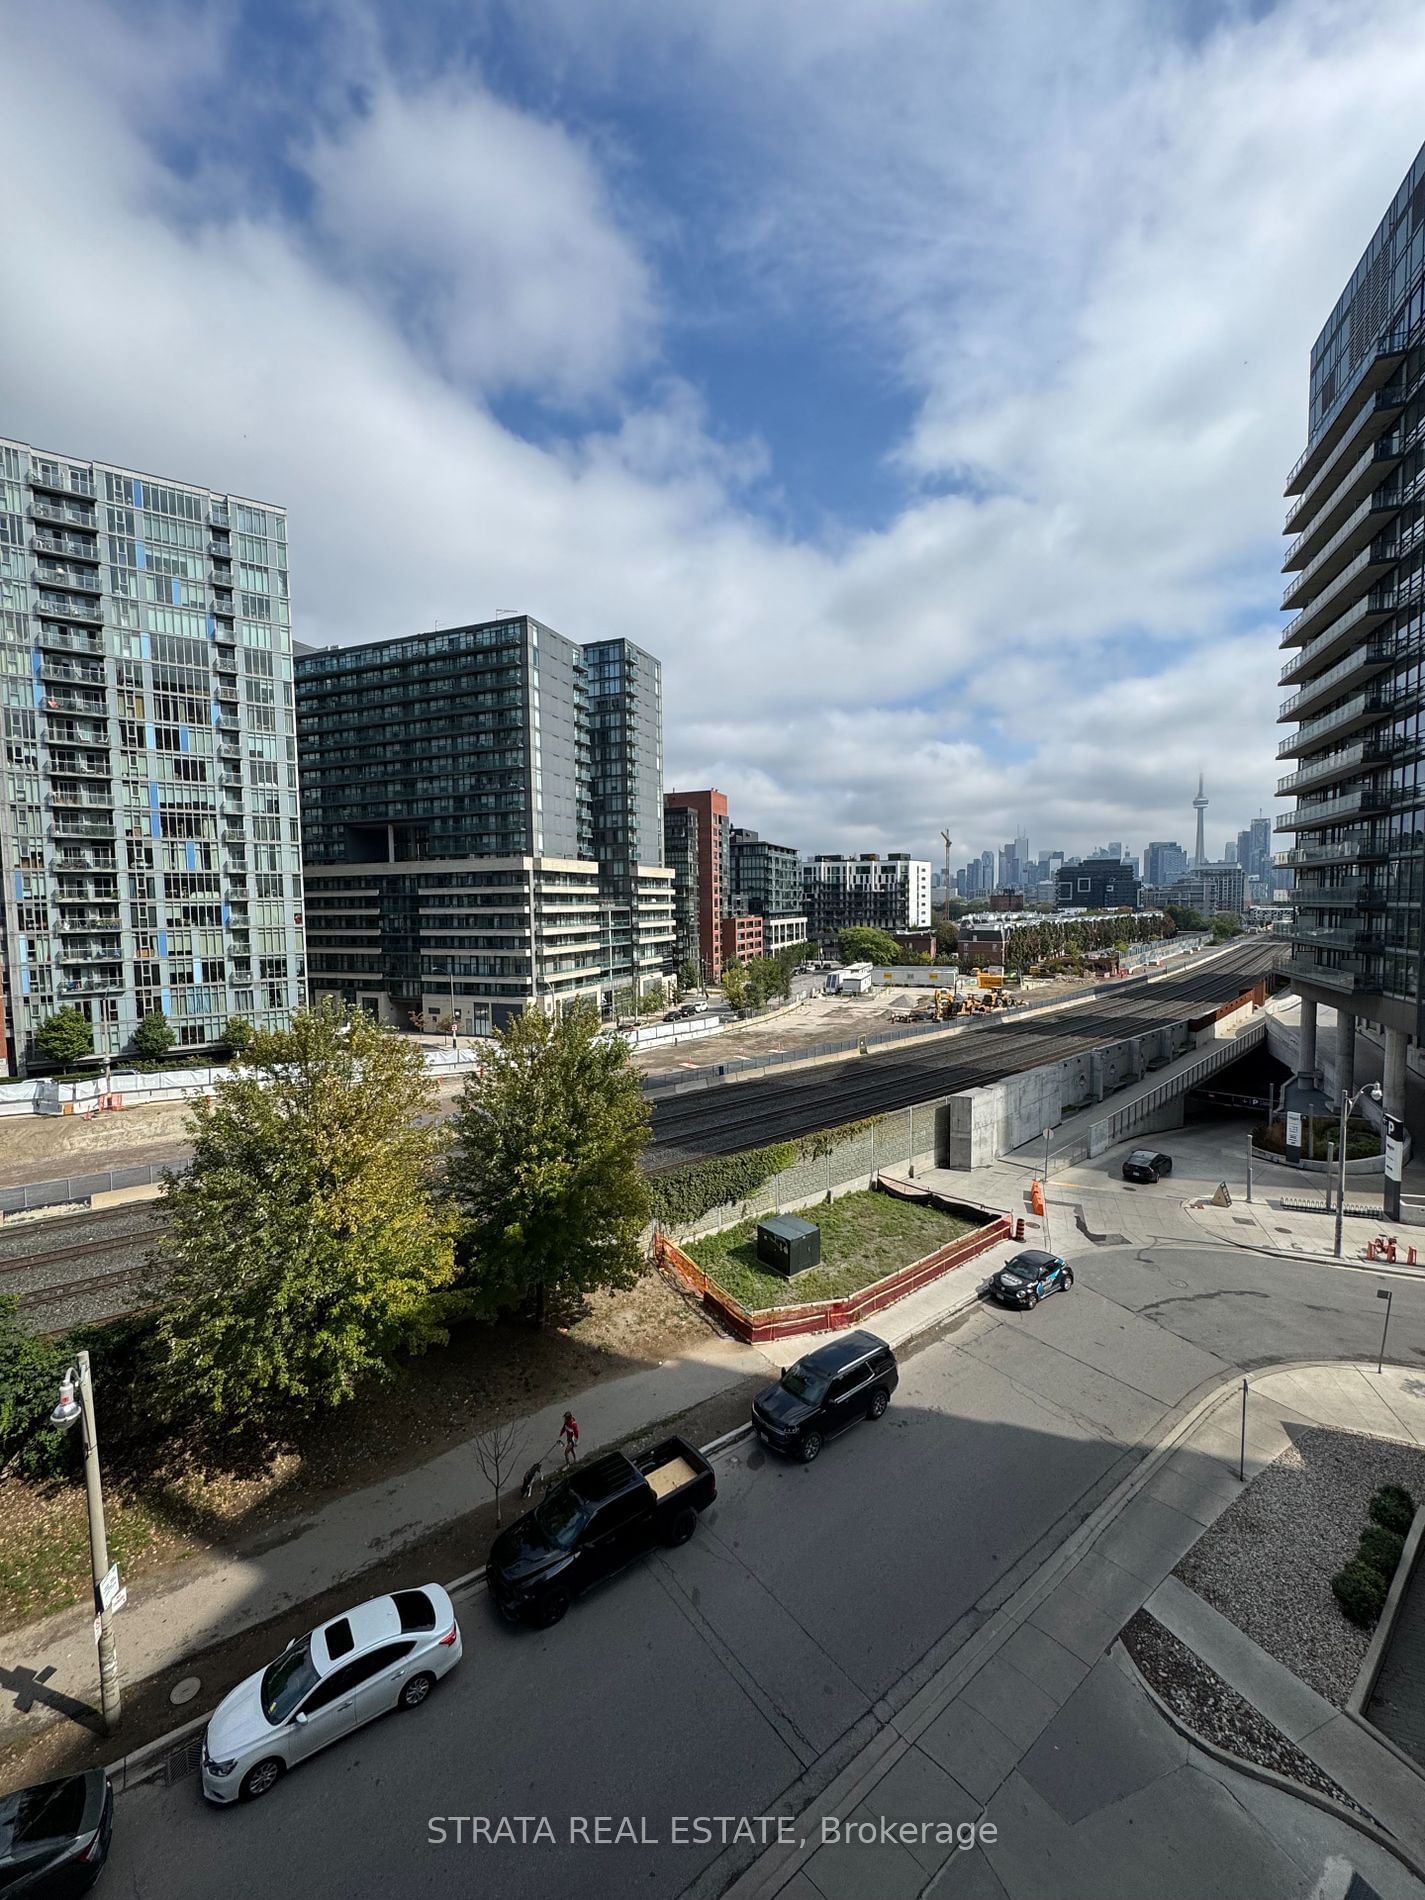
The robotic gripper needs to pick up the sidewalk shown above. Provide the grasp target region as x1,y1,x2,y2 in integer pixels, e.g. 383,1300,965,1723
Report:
724,1362,1425,1900
0,1222,1032,1753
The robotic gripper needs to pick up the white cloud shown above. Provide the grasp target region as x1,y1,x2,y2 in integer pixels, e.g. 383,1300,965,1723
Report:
302,78,656,402
0,0,1421,872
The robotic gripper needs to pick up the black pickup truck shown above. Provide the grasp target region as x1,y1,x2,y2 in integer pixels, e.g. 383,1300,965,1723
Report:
486,1436,716,1628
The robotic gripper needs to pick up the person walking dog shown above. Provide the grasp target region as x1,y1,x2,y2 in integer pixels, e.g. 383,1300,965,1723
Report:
559,1411,580,1465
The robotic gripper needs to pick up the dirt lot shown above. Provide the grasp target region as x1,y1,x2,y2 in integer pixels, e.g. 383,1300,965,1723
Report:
0,1271,716,1635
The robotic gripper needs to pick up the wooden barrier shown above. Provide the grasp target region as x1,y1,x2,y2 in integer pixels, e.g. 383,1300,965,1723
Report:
653,1208,1011,1344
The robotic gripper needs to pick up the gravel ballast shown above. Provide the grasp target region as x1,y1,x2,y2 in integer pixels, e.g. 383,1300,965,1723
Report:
1174,1425,1425,1707
1121,1610,1369,1817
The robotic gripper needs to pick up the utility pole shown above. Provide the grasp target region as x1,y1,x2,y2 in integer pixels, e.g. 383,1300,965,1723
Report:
52,1354,120,1732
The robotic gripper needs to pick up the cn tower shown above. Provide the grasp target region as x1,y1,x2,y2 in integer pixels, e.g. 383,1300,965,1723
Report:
1192,772,1208,867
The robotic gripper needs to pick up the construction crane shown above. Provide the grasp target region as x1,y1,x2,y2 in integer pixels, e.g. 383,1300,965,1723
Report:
940,828,952,909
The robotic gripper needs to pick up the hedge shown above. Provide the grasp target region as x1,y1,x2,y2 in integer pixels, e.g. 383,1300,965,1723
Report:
647,1116,884,1230
1330,1482,1417,1628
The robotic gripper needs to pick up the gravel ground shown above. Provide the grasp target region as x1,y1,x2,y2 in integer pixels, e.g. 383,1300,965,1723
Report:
1121,1610,1370,1818
1174,1425,1425,1706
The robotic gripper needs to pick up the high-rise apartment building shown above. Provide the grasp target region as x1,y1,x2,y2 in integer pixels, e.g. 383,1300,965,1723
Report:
296,617,672,1029
1276,138,1425,1210
729,828,802,920
802,853,931,941
1143,841,1189,888
664,788,730,981
0,437,304,1074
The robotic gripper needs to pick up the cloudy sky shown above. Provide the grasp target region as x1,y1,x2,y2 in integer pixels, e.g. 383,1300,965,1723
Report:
3,0,1424,872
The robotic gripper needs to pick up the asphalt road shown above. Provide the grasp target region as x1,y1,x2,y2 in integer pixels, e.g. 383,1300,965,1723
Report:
99,1232,1425,1900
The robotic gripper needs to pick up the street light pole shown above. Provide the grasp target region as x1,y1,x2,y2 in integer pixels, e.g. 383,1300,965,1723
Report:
52,1353,120,1732
1335,1082,1382,1259
1377,1287,1394,1375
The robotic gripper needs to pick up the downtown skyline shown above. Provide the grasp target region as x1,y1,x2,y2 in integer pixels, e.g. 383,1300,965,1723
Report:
3,3,1425,865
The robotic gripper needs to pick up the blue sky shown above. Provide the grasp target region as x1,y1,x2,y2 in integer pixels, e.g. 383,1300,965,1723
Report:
3,0,1425,868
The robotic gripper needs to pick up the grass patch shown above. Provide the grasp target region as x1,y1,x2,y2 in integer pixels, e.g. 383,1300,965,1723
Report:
687,1189,977,1311
1253,1117,1380,1161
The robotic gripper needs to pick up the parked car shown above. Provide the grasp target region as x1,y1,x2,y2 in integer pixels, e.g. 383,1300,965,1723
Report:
751,1330,899,1464
201,1585,461,1804
487,1436,716,1628
987,1250,1074,1309
1121,1150,1174,1184
0,1772,111,1896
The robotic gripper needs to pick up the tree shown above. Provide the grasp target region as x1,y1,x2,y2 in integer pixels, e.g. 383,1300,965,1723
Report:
721,961,750,1010
1165,904,1209,933
678,960,700,993
32,1007,94,1068
838,926,905,966
132,1010,176,1061
448,1003,650,1326
1210,911,1243,942
933,917,959,958
0,1296,67,1478
150,1002,459,1434
222,1015,255,1059
472,1419,527,1530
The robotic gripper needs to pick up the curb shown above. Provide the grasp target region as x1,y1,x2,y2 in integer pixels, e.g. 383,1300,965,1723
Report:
1114,1640,1425,1884
718,1355,1415,1900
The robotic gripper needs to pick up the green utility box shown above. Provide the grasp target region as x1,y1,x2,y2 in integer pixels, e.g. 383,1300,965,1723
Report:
756,1213,822,1278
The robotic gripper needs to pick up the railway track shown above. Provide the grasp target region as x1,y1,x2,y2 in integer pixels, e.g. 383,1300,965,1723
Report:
0,1204,165,1328
648,940,1284,1169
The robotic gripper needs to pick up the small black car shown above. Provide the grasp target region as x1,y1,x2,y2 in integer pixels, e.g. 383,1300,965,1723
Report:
987,1249,1073,1309
1121,1150,1174,1184
0,1771,112,1896
751,1330,898,1464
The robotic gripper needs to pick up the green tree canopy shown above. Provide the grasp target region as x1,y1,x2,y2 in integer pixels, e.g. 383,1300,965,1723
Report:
221,1015,255,1058
0,1296,67,1479
31,1007,94,1068
677,960,700,993
132,1010,176,1061
150,1003,458,1433
447,1003,651,1326
721,961,750,1010
1164,904,1209,932
1210,911,1244,942
838,926,906,966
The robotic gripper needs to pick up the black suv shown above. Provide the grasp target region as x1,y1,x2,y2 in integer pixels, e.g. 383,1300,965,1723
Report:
751,1330,898,1463
1122,1150,1173,1184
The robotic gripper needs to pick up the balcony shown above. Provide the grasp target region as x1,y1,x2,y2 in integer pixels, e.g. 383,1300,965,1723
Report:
1288,951,1382,995
1282,435,1403,571
33,562,102,595
1278,594,1397,687
48,787,115,810
59,975,124,996
1285,329,1411,498
1277,689,1385,756
56,911,121,932
28,463,95,497
1292,878,1365,909
31,531,100,564
48,813,116,838
30,495,96,531
35,629,104,663
1275,788,1387,831
210,502,230,527
214,685,240,705
35,594,103,625
58,942,123,964
1284,387,1407,525
1276,741,1380,797
1278,634,1393,719
210,595,236,618
1281,492,1402,612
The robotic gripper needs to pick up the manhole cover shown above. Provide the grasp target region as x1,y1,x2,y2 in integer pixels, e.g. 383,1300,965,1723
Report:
169,1676,201,1707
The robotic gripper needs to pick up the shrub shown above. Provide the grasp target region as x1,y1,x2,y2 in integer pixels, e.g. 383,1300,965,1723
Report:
1331,1559,1389,1628
1358,1524,1406,1579
1369,1483,1416,1536
0,1295,73,1480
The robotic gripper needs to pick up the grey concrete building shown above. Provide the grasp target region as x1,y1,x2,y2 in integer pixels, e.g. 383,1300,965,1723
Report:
729,825,803,954
1143,841,1190,888
0,437,305,1075
297,617,672,1030
1275,138,1425,1207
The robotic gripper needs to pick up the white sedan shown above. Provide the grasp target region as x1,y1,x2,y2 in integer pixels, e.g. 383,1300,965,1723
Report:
201,1585,462,1803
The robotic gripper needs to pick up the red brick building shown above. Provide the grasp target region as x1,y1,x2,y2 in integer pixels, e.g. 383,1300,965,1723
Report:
664,788,730,981
719,912,764,967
